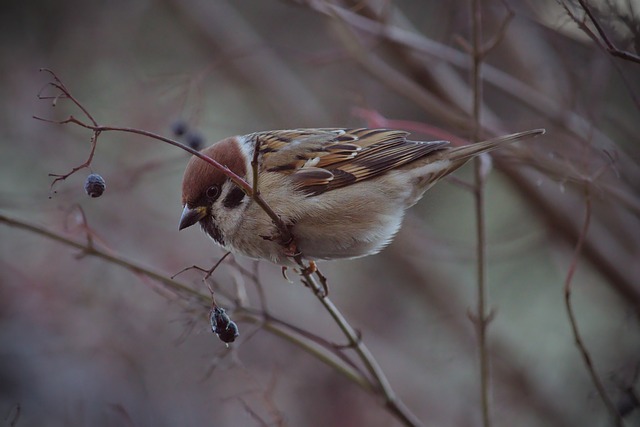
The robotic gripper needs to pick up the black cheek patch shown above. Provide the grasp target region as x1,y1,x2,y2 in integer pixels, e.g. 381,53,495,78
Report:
200,217,225,246
223,186,246,209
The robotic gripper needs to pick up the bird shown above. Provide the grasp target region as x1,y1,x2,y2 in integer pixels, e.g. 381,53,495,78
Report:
179,128,543,265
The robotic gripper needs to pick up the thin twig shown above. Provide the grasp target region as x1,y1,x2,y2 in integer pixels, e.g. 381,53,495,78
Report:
292,255,424,427
48,130,100,188
563,188,624,427
35,70,292,244
576,0,640,64
171,251,232,280
558,1,640,111
469,1,492,425
0,209,422,426
0,212,205,301
0,212,375,396
39,68,99,126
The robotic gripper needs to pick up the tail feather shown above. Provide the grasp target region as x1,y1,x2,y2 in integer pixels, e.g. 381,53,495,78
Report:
446,128,545,162
408,128,545,200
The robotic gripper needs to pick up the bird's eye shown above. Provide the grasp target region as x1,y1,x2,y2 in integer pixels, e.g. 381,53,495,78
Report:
206,185,220,200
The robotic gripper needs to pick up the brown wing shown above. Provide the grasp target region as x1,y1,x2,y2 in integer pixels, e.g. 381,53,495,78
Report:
252,128,448,195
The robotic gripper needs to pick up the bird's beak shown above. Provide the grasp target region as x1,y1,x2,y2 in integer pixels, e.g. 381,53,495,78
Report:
179,205,207,230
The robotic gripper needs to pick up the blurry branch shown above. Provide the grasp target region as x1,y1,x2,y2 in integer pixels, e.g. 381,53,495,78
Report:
4,403,20,427
293,255,424,427
469,0,491,424
388,222,578,426
563,188,624,427
163,0,329,126
329,14,473,131
34,69,424,426
0,210,423,426
561,0,640,65
0,212,204,302
0,212,371,394
298,0,640,315
35,68,293,246
507,168,640,311
559,0,640,110
302,0,640,183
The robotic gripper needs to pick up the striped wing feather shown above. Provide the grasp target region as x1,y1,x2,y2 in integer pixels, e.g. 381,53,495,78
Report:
254,128,448,195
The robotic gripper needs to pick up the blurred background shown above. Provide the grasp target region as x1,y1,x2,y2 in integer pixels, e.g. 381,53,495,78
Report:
1,0,639,426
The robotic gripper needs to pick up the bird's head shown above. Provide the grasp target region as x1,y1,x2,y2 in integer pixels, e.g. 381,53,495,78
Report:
179,137,248,246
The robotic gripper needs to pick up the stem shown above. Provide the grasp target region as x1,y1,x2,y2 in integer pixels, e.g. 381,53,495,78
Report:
0,213,373,400
1,212,420,426
36,117,292,243
470,0,491,426
563,191,624,426
294,256,424,427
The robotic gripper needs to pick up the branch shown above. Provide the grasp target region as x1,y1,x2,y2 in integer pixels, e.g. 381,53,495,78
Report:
575,0,640,64
292,255,424,427
35,69,292,246
0,212,373,396
470,1,492,425
563,189,624,426
34,69,419,425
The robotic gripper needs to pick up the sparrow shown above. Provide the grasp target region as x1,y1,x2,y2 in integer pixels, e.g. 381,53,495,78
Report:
179,128,543,265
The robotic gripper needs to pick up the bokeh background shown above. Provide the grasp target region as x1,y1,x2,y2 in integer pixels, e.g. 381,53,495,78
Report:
1,1,639,426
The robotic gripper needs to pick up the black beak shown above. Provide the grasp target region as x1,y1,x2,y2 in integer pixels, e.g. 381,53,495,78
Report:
179,205,207,230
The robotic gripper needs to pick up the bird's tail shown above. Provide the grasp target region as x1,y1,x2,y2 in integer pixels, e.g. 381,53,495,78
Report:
407,128,545,203
446,128,545,162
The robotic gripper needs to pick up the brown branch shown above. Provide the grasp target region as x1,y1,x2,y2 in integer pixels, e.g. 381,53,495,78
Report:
47,130,100,189
0,211,376,396
292,254,424,427
469,0,492,425
32,68,421,423
563,187,624,426
35,69,292,248
481,3,514,57
38,68,99,126
303,0,640,318
171,251,232,280
576,0,640,64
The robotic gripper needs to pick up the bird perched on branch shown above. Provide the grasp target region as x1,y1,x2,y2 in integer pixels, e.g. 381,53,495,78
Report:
179,128,543,265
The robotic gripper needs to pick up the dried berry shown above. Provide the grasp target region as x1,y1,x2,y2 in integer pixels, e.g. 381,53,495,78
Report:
210,307,230,334
185,131,204,151
217,321,239,343
171,119,188,137
84,173,106,198
210,307,239,343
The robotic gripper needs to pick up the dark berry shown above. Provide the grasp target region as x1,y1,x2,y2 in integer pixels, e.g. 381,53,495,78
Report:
84,173,106,198
185,131,204,151
210,307,231,335
210,307,239,343
171,119,188,137
217,321,239,343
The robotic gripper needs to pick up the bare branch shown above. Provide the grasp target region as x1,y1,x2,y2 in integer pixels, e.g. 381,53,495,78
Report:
35,70,295,253
563,187,625,426
576,0,640,64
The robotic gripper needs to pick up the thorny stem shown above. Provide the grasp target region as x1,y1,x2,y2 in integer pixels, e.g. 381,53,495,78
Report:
470,1,491,426
563,189,624,427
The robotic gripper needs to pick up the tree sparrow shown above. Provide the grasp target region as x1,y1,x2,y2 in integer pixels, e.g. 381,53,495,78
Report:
179,128,543,265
